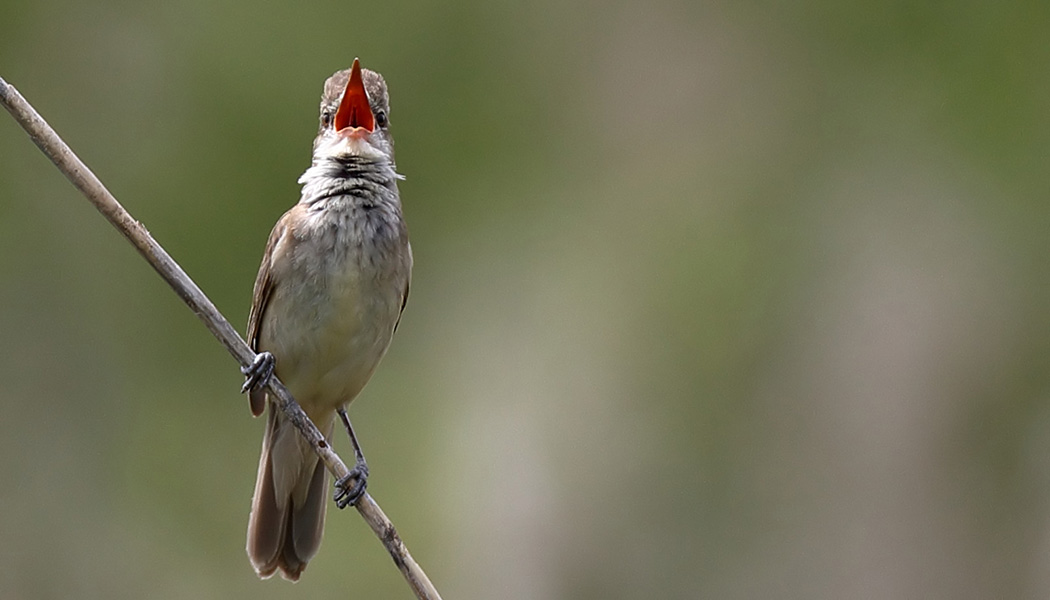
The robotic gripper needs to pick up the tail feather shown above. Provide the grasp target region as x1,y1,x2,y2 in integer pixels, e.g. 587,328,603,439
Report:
247,405,331,581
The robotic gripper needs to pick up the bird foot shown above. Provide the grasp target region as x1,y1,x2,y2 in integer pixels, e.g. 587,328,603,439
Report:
334,463,369,508
240,351,275,393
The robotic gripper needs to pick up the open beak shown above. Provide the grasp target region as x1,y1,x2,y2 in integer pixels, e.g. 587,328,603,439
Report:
333,58,375,135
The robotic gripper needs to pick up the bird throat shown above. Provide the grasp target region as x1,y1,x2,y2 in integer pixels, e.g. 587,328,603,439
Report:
297,156,400,212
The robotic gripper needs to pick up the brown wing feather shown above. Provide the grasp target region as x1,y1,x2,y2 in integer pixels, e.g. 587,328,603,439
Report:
246,218,287,417
393,278,409,333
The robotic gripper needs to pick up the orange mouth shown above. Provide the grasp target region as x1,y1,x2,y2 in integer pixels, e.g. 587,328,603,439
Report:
334,58,374,134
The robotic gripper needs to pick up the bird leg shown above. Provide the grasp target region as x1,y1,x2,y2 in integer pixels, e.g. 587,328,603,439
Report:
240,351,275,393
333,407,370,508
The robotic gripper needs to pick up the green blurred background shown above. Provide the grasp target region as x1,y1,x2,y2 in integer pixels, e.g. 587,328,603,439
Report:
3,1,1050,598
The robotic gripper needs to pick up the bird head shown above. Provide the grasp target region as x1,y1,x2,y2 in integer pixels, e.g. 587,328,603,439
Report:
313,58,394,163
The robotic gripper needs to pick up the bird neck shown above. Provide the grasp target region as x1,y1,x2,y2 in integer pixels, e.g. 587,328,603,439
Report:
297,155,401,210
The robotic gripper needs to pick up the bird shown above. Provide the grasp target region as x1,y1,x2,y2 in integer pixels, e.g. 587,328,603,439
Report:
240,58,412,582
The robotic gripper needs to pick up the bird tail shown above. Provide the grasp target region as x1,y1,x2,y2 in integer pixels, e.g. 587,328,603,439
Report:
246,405,331,581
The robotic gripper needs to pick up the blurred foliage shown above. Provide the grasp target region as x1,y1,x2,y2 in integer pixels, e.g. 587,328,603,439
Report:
3,1,1050,598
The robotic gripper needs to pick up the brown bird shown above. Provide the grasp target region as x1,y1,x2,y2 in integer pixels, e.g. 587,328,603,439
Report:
240,59,411,581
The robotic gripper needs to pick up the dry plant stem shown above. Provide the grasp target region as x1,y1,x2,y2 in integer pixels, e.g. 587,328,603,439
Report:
0,76,441,600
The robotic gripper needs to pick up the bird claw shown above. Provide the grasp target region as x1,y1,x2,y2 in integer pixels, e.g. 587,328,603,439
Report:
241,352,275,393
333,463,369,509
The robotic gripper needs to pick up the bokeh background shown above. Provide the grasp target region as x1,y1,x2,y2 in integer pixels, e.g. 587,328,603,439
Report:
2,1,1050,598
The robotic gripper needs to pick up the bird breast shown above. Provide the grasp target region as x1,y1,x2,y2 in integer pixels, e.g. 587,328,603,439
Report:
261,194,410,413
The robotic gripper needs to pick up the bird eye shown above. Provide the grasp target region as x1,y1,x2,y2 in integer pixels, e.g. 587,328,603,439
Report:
321,110,334,128
375,110,388,128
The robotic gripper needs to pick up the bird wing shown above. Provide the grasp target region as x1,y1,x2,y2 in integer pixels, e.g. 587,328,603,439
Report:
393,277,409,333
246,216,288,417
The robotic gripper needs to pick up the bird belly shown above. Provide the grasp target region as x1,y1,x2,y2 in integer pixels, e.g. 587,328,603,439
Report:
261,275,400,417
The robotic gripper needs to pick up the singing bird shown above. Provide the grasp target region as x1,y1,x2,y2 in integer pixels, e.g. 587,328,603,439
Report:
241,59,412,581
